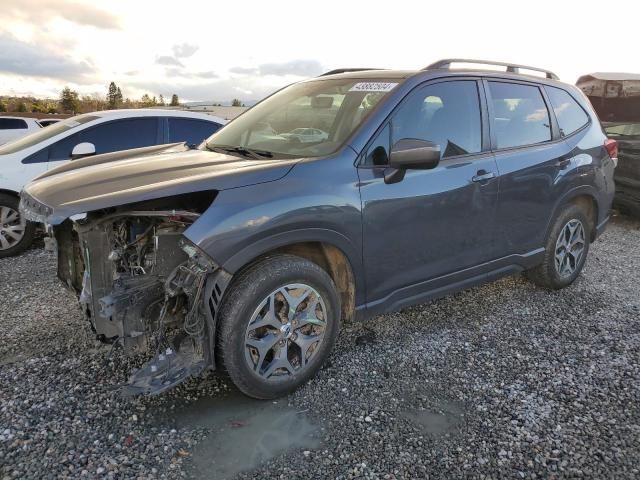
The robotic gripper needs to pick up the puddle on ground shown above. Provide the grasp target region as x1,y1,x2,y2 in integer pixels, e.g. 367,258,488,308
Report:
401,399,464,437
0,353,28,367
170,389,321,479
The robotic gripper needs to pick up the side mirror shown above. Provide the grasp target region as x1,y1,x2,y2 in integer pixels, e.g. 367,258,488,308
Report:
71,142,96,160
389,138,441,170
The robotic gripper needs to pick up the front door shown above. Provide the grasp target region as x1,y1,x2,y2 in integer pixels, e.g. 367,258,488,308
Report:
358,79,500,311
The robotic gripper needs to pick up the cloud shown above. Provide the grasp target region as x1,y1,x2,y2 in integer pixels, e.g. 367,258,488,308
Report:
1,0,121,30
230,59,324,77
164,68,218,79
156,56,184,67
172,43,199,59
194,71,219,79
230,66,256,75
0,34,93,80
125,77,277,103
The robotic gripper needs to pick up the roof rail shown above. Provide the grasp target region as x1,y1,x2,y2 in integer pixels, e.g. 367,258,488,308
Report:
423,59,559,80
319,68,382,77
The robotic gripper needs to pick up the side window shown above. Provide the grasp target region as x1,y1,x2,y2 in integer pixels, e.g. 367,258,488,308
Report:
364,124,390,166
545,86,589,137
48,118,159,161
168,118,221,145
488,82,551,149
48,132,82,161
0,118,28,129
391,81,482,159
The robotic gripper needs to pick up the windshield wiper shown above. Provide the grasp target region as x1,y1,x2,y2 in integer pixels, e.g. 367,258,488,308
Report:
207,144,273,159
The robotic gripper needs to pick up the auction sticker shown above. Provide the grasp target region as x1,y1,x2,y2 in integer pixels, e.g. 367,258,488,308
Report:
349,82,398,93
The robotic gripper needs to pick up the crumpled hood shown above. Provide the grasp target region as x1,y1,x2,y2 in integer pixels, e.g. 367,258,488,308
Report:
22,143,299,224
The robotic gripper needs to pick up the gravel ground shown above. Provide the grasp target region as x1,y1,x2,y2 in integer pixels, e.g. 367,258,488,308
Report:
1,215,639,479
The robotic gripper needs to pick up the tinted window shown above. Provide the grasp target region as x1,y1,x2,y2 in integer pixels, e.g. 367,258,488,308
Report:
605,122,640,137
488,82,551,149
49,118,159,161
168,118,221,145
546,86,589,136
0,118,28,129
391,81,482,159
1,114,99,155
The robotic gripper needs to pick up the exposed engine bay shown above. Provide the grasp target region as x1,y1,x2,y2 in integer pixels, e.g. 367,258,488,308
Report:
53,201,230,395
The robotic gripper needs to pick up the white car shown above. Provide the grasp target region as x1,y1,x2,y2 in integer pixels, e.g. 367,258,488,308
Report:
0,109,226,257
281,127,329,143
0,116,42,145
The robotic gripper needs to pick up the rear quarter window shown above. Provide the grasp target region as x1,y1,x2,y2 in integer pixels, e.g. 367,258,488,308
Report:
0,118,28,129
168,118,221,145
546,86,590,137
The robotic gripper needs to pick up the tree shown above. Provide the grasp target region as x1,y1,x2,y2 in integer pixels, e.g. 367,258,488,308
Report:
170,94,179,106
16,101,28,113
231,98,242,107
158,94,165,106
0,101,6,112
106,81,123,109
60,87,80,113
140,94,156,108
152,96,157,106
31,101,46,113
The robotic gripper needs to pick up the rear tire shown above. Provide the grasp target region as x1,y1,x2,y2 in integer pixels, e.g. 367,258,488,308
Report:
217,254,341,399
0,193,35,258
525,204,591,289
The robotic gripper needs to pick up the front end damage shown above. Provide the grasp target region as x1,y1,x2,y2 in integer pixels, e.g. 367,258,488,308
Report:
53,205,231,395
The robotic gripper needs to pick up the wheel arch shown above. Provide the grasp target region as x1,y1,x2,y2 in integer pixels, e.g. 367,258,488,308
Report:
222,231,361,323
547,187,599,241
0,188,20,199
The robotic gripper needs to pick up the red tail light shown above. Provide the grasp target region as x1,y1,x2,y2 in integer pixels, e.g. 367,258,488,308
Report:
604,139,618,165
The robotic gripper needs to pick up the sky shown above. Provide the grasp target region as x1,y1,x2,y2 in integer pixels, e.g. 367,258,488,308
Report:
0,0,638,103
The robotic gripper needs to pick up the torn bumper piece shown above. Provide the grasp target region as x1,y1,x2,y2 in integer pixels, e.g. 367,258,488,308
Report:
122,345,207,396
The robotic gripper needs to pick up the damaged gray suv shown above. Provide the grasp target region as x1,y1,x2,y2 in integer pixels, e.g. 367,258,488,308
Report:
20,60,616,399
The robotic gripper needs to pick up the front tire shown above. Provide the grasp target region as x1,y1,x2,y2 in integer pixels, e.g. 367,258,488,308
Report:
0,193,35,258
525,204,591,289
217,254,341,399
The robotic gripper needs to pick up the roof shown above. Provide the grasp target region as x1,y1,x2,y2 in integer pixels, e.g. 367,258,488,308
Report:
165,105,248,121
578,72,640,82
91,108,226,123
317,60,561,83
577,73,640,98
312,69,417,80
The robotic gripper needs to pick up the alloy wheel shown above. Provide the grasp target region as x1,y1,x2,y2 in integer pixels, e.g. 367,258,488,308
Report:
244,283,327,379
0,206,26,251
554,219,585,278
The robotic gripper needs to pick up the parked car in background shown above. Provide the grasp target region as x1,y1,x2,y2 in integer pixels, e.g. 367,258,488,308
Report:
281,127,329,143
577,72,640,216
21,60,615,400
0,109,225,257
38,118,61,127
0,116,41,145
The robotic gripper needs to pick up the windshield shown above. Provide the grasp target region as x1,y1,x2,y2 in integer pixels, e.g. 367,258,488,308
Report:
604,122,640,137
0,114,100,154
205,78,401,158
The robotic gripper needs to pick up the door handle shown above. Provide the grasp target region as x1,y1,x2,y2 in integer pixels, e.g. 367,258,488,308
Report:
472,170,496,182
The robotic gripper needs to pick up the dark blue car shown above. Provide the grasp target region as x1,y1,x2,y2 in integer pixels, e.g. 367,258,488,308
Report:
21,59,617,399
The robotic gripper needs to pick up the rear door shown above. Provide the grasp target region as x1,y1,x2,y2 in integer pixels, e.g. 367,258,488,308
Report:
358,79,500,309
486,80,572,255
